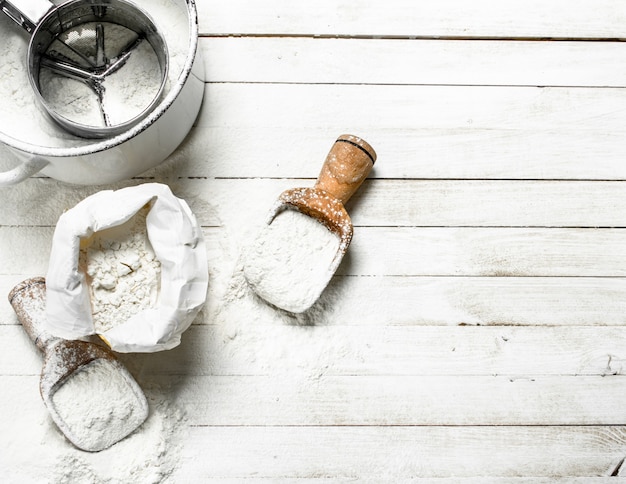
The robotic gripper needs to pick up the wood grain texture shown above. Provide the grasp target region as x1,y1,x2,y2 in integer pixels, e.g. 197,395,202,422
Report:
4,324,626,377
3,273,626,327
178,425,626,479
202,37,626,87
197,0,626,38
7,178,626,228
3,0,626,480
4,224,626,277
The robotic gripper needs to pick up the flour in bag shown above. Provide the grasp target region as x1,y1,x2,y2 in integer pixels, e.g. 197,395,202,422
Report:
79,206,161,333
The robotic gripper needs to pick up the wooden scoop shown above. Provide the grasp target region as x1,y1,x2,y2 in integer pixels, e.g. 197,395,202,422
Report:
8,277,149,452
243,134,376,313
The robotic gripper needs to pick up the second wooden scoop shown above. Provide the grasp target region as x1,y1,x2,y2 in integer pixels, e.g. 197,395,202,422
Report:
243,134,376,313
9,277,149,452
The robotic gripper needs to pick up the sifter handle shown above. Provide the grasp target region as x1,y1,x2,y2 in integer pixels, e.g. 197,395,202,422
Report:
314,134,377,206
0,0,52,34
8,277,58,353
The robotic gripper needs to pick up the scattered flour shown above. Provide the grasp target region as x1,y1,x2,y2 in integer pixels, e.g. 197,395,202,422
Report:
242,209,341,313
6,276,186,482
50,383,186,484
179,189,355,378
79,206,161,333
4,187,360,481
215,263,348,374
50,358,148,452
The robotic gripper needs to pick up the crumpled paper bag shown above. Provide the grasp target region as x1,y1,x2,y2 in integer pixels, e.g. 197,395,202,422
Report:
45,183,208,353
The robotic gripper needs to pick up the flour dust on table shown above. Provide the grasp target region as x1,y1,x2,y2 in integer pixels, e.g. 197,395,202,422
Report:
206,256,360,380
51,383,186,484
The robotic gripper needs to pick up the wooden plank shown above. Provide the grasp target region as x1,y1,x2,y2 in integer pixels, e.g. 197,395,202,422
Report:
158,375,626,426
4,272,626,328
0,327,40,375
177,425,626,478
0,376,52,479
201,37,626,87
341,227,626,277
9,178,626,230
315,276,626,326
191,82,626,179
65,178,626,229
197,0,626,38
5,324,626,377
183,179,626,229
198,83,626,131
155,125,626,180
117,325,626,378
6,176,626,229
7,124,626,183
3,374,626,480
5,225,626,277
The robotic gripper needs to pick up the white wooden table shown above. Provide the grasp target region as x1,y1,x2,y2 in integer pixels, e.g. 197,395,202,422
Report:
3,0,626,481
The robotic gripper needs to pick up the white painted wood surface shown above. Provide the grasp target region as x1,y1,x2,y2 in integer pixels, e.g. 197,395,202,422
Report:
3,0,626,481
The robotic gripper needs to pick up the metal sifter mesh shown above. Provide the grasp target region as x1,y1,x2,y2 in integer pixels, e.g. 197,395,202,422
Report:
1,0,168,138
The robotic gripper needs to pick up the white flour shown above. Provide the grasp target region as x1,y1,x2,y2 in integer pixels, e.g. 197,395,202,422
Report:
4,185,359,481
6,276,186,482
40,30,163,128
0,0,188,147
79,207,161,333
243,208,341,313
212,263,348,376
50,382,185,484
50,358,148,451
4,374,186,484
102,38,163,125
39,73,103,127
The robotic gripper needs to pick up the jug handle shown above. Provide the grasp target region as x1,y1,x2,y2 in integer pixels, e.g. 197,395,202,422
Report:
0,156,49,186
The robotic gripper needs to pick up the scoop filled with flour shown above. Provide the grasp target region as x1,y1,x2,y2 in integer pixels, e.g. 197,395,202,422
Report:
8,278,149,452
243,209,341,312
49,358,149,452
243,135,377,313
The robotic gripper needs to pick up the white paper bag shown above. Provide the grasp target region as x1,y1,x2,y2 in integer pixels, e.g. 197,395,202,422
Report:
45,183,208,353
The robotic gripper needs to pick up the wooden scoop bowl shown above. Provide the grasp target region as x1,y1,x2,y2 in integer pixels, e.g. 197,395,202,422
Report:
8,277,148,452
268,134,377,272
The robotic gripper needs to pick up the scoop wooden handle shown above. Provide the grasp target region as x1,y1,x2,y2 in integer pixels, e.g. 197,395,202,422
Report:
314,134,377,205
8,277,58,353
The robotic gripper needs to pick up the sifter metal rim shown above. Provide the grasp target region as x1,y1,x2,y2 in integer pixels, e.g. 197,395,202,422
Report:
26,0,170,139
0,0,201,156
